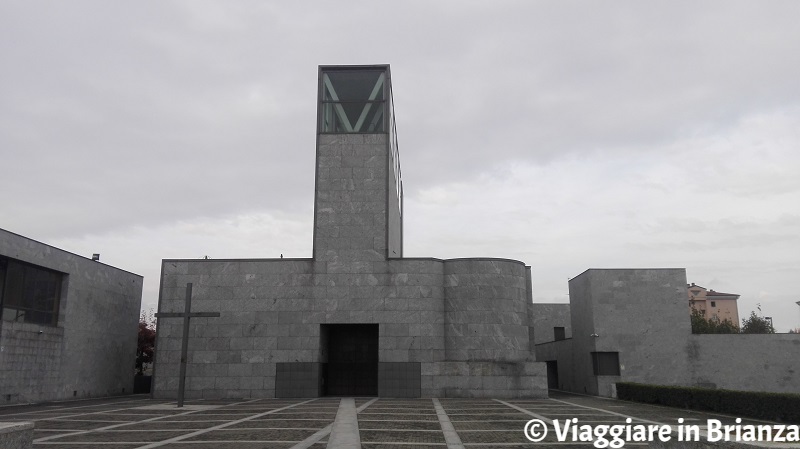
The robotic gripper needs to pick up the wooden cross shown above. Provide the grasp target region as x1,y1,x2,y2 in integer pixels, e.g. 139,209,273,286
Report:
155,283,220,407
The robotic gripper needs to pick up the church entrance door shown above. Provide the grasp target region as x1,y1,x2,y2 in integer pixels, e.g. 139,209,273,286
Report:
321,324,378,396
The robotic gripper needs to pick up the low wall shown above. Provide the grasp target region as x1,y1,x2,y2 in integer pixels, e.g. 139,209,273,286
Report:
688,334,800,394
422,361,547,398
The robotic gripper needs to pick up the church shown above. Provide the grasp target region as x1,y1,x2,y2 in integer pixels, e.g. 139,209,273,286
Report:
152,65,547,399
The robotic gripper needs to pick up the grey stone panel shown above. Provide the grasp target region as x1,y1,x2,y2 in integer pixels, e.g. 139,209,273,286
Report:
275,362,321,398
421,361,547,398
443,258,532,362
315,135,390,262
378,362,421,397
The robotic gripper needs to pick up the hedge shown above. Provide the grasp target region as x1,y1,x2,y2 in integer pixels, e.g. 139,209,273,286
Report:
616,382,800,423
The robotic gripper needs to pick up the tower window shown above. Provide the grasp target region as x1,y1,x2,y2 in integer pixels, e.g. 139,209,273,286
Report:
319,67,387,133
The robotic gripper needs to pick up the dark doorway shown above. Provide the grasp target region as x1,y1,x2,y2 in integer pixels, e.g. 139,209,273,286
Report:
546,361,559,389
321,324,378,396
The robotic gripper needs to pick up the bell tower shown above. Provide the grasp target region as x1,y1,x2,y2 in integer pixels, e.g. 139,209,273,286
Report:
312,65,403,263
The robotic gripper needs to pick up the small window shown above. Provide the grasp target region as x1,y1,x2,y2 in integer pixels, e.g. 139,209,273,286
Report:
1,256,63,327
591,352,621,376
710,301,716,307
554,327,566,341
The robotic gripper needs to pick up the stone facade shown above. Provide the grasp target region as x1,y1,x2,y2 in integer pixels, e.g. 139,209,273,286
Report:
153,66,546,399
0,228,143,404
153,255,546,399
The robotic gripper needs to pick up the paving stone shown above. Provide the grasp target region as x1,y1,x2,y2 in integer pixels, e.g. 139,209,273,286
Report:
5,393,789,448
120,421,230,430
34,420,111,430
360,429,447,444
458,428,561,444
159,414,252,421
451,420,526,430
359,413,440,421
159,444,293,449
227,419,332,429
54,413,141,421
260,412,337,420
362,445,446,449
34,445,142,449
183,428,318,441
359,420,442,430
45,430,190,442
447,412,529,421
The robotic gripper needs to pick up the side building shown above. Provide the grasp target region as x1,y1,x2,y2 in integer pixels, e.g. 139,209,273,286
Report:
152,65,547,400
535,269,800,397
0,228,143,404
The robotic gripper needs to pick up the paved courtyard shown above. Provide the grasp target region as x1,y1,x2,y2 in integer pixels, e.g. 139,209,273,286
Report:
0,392,795,448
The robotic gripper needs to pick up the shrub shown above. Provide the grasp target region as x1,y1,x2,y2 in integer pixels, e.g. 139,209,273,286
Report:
616,382,800,423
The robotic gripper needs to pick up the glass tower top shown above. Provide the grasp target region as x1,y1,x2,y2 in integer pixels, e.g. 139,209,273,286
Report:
318,65,391,134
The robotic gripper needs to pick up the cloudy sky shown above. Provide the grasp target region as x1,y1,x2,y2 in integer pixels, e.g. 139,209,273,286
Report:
2,1,799,331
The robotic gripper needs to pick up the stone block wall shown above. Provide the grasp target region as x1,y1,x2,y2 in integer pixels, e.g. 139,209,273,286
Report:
687,334,800,394
275,362,321,397
0,228,142,404
314,134,390,263
530,303,571,345
422,361,547,398
155,259,316,400
377,259,446,364
443,259,531,362
0,323,63,403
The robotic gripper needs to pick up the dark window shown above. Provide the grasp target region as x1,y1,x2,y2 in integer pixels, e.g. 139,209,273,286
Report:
554,326,566,341
0,256,63,326
710,301,716,307
591,352,621,376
